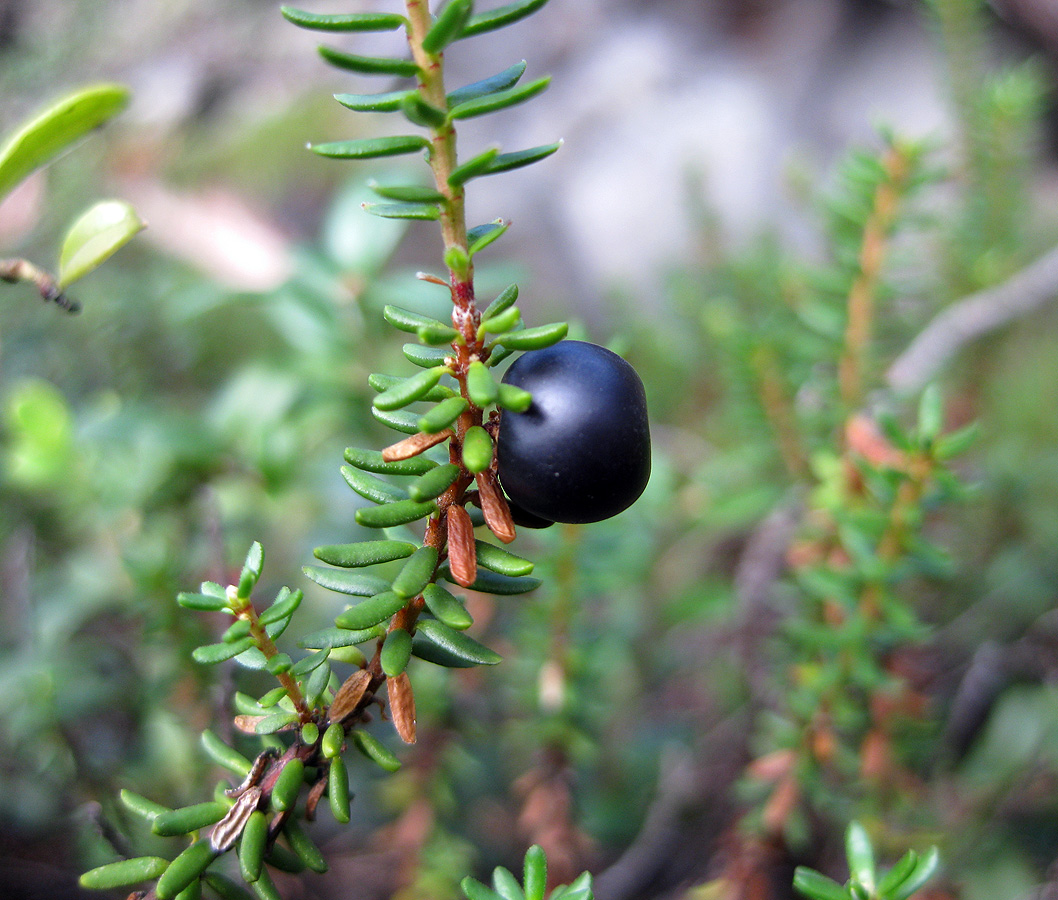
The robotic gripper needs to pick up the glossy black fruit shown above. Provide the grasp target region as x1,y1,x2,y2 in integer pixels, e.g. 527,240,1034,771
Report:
496,340,650,524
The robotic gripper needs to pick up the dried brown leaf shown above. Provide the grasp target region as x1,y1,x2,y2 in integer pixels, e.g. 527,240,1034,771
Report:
329,669,373,723
210,786,262,852
477,472,516,544
388,672,417,744
382,429,453,462
447,504,477,587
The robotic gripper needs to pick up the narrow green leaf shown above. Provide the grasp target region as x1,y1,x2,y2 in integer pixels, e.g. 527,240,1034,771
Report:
423,0,475,54
479,305,521,337
345,446,438,475
412,618,502,667
334,89,411,112
459,0,552,38
200,581,227,599
792,867,850,900
192,637,255,665
270,758,304,812
494,322,567,350
397,92,444,126
356,498,437,528
263,843,305,875
317,45,419,77
267,653,293,675
524,845,547,900
845,822,876,892
300,626,382,647
934,421,979,460
384,304,451,334
283,819,328,874
342,465,409,504
311,134,428,160
418,321,460,344
890,848,940,900
291,650,330,676
335,590,407,630
322,722,344,759
368,373,453,402
313,540,417,568
57,199,144,288
392,546,440,598
154,840,216,899
492,866,525,900
370,181,447,203
372,406,421,434
303,659,333,708
373,366,446,411
364,200,441,220
461,425,493,473
404,343,451,368
120,789,171,823
450,76,550,120
281,6,406,31
254,711,299,734
480,141,561,176
328,755,351,823
441,564,541,595
80,856,169,890
259,587,303,626
153,801,227,837
238,811,268,883
463,876,502,900
467,220,509,255
475,540,534,576
200,729,252,776
350,729,402,771
877,851,918,897
249,866,283,900
482,283,519,319
419,396,469,433
423,582,473,630
177,591,229,612
466,360,499,406
497,383,533,412
917,383,944,445
303,565,391,597
448,61,527,107
408,462,461,502
0,83,130,205
381,628,414,676
449,146,501,187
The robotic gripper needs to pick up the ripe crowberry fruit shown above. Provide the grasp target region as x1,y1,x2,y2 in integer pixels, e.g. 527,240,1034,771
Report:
496,340,650,525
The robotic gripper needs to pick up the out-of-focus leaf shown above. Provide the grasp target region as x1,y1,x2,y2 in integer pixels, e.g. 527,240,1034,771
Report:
0,83,130,204
57,199,144,288
280,6,406,31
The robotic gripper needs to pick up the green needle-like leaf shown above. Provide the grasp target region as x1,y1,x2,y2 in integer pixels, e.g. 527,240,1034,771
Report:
335,591,408,630
318,45,420,77
344,445,437,475
448,61,528,107
449,146,501,187
468,220,510,255
466,360,499,406
459,0,552,38
328,755,351,823
449,76,550,120
80,857,169,891
152,801,227,837
372,406,421,433
303,566,391,597
481,141,562,176
384,304,452,334
412,618,502,667
423,582,473,630
350,729,402,772
404,343,451,368
392,546,440,598
313,540,417,568
461,425,493,473
310,134,428,160
57,199,144,288
356,498,437,528
0,83,130,205
364,201,441,220
890,848,940,900
200,730,252,776
419,396,469,433
408,462,461,502
494,322,567,350
334,89,412,112
281,6,406,31
845,822,876,893
524,846,547,900
475,540,534,576
792,867,850,900
284,819,328,874
492,867,526,900
381,627,413,676
238,811,268,883
192,637,255,665
423,0,475,55
479,304,521,336
497,383,532,412
373,366,447,411
370,181,447,203
463,877,502,900
154,841,217,900
342,465,409,504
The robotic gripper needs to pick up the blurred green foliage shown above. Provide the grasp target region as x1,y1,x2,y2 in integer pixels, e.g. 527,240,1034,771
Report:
3,1,1058,899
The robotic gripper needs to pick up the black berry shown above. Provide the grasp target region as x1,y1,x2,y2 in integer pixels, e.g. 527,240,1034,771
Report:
496,340,650,524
